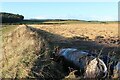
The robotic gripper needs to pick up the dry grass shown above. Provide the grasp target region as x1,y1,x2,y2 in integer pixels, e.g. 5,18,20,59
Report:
2,25,47,78
30,23,119,56
30,23,120,61
1,23,119,79
1,25,66,79
30,23,118,40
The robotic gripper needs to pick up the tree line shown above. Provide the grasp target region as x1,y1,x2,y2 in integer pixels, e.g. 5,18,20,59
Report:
0,12,24,23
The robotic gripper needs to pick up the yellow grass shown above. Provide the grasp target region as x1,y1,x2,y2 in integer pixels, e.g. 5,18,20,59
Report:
29,23,118,40
1,23,119,78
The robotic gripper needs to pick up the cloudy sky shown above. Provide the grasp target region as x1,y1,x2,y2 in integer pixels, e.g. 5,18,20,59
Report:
1,2,118,21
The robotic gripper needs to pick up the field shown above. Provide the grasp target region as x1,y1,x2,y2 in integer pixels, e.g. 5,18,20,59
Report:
30,23,119,54
1,22,120,79
31,23,118,40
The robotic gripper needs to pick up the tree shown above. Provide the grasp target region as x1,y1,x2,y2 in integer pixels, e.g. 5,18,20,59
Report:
0,12,24,23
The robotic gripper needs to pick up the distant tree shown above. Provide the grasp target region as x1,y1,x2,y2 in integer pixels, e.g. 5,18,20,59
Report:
0,12,24,23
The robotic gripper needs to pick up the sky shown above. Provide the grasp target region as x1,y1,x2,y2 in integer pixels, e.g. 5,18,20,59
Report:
1,2,118,21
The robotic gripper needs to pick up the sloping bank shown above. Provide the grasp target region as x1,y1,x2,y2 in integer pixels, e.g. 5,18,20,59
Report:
2,25,65,79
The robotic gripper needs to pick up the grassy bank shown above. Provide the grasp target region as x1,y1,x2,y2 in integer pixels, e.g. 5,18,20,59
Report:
1,25,65,78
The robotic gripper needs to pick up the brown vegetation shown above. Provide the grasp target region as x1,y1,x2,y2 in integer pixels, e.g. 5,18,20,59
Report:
2,25,65,78
31,23,119,56
1,23,120,79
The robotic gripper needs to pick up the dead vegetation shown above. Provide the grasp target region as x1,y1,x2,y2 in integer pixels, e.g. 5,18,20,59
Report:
2,25,45,78
1,25,65,79
31,23,119,56
1,23,120,79
31,23,118,40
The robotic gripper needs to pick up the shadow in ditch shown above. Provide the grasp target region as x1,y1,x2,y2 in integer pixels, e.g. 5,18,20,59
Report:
26,26,120,79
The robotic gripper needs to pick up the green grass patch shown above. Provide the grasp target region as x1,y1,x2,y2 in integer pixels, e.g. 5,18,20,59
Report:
2,19,118,25
2,25,17,35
